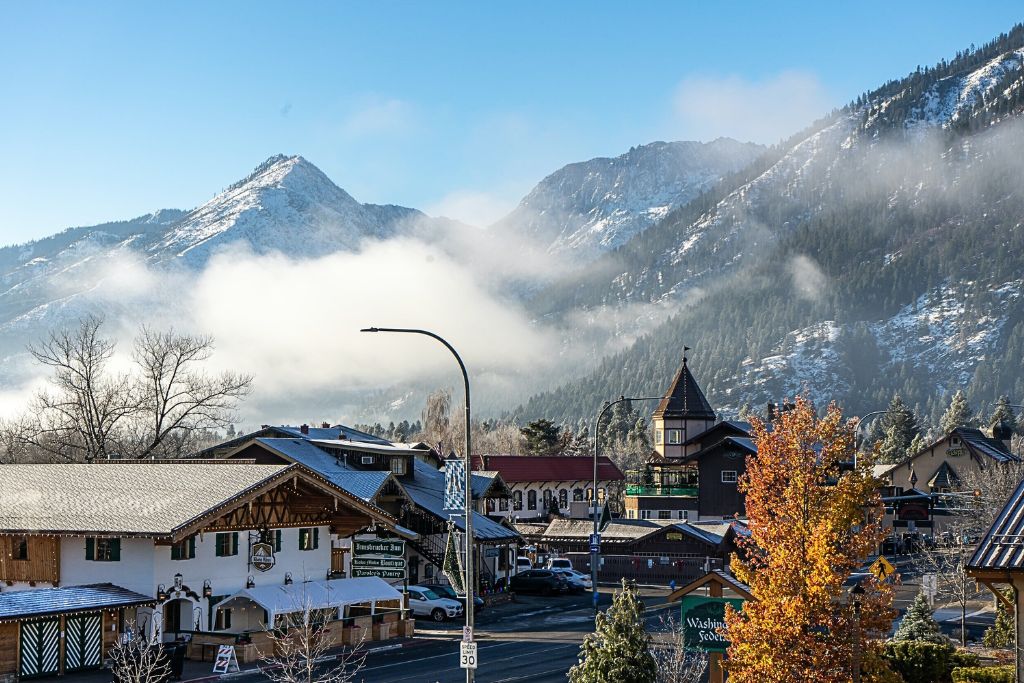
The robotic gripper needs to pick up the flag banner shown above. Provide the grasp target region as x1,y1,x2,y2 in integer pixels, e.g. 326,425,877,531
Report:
443,524,466,595
444,459,466,511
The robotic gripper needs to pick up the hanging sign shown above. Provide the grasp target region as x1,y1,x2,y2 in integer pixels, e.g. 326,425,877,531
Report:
351,557,407,569
250,542,276,572
444,460,467,511
354,539,405,557
680,596,744,652
351,568,406,579
212,645,239,674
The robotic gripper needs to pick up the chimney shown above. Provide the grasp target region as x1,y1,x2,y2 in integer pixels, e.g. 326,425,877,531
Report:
321,422,331,429
766,403,777,421
300,424,309,435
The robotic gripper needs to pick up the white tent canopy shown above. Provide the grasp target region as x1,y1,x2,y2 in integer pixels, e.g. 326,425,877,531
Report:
212,577,403,628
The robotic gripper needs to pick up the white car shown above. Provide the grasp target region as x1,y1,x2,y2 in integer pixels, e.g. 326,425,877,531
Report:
406,585,464,622
546,557,573,571
552,568,592,592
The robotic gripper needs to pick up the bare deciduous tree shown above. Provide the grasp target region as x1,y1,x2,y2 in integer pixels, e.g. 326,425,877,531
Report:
1,317,251,462
261,611,366,683
131,326,252,459
22,315,137,461
650,613,708,683
109,632,172,683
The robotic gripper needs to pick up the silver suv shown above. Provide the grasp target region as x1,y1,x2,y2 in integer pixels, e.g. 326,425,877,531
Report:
407,585,464,622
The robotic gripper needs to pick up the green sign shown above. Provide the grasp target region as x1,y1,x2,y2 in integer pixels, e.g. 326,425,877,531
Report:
354,539,405,557
351,567,406,579
351,557,407,569
680,596,744,652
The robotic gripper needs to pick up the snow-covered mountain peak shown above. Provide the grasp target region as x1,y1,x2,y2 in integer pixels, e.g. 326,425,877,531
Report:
492,138,765,261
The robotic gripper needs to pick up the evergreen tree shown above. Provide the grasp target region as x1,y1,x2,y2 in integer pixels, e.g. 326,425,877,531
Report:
892,590,946,644
989,395,1018,434
983,590,1015,648
940,390,975,434
569,579,656,683
520,419,562,455
876,396,923,463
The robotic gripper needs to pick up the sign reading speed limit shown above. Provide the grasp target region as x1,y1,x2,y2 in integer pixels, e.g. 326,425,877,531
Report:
460,641,478,670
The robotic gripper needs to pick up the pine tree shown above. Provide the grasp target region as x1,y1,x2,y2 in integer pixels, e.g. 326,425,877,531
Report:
989,395,1018,434
892,590,946,644
569,579,656,683
520,419,562,455
940,390,975,434
983,590,1014,648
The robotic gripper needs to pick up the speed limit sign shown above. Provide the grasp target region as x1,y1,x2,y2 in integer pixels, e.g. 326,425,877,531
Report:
460,641,478,670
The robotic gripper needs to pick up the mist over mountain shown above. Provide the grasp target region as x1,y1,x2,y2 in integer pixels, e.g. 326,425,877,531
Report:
518,24,1024,430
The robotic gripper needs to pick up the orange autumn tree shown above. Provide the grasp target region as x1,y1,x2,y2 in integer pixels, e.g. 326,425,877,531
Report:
724,398,897,683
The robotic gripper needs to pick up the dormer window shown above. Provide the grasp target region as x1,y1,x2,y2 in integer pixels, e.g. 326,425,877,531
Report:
390,458,406,475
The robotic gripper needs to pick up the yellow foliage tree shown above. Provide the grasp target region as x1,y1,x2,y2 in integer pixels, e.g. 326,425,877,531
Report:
724,398,896,683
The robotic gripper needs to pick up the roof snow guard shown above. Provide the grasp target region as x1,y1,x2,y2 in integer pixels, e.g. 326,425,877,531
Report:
654,355,716,420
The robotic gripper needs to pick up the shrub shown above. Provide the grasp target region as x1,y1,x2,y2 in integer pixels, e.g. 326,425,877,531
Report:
951,665,1015,683
883,641,957,683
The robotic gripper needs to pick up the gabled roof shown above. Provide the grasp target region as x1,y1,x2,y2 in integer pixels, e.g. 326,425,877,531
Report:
405,460,518,542
471,455,625,483
0,462,396,538
969,477,1024,573
682,420,751,447
953,428,1019,464
927,461,961,489
540,518,727,547
0,584,156,623
196,423,391,457
654,356,716,420
250,438,399,502
677,435,757,465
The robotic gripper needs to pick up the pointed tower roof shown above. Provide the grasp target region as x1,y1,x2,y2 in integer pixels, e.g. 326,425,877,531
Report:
653,353,716,420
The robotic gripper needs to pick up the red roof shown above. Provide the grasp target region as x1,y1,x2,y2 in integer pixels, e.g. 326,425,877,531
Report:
471,455,624,483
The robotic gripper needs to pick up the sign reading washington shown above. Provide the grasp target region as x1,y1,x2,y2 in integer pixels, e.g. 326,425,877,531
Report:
680,596,744,652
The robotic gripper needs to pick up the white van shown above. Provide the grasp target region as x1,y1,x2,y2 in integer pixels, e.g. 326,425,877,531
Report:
516,556,533,573
547,557,573,571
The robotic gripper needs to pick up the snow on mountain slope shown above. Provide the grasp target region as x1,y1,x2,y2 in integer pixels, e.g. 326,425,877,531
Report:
492,139,764,260
147,154,422,265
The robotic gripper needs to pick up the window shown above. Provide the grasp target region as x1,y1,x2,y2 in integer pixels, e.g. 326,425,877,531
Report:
721,470,737,484
558,489,568,509
677,510,688,520
527,490,537,511
215,532,239,557
598,488,606,502
12,536,28,561
658,510,672,520
260,529,283,553
640,510,651,520
214,608,232,631
655,429,663,445
498,497,508,512
667,430,682,444
542,489,552,510
86,537,121,562
513,491,522,511
171,536,196,561
573,488,584,502
627,509,635,519
390,458,406,475
298,527,319,551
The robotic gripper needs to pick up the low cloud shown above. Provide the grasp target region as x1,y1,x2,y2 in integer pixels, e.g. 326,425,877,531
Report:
425,190,517,229
673,71,832,144
788,254,828,301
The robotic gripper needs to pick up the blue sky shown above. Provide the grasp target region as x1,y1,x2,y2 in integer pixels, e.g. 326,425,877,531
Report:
1,2,1022,243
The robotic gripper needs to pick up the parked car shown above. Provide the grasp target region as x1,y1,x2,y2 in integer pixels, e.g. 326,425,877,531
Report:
423,583,485,614
516,556,533,573
546,557,573,571
406,585,464,622
551,568,592,593
509,569,569,596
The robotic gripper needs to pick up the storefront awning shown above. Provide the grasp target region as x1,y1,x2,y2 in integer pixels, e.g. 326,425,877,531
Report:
212,577,402,619
0,583,156,623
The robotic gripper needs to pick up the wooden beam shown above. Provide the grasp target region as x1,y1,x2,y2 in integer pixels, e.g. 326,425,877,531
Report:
980,580,1014,611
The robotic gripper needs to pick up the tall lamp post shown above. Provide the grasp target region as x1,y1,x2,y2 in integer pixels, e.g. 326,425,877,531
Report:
591,395,662,613
853,410,898,468
360,327,474,683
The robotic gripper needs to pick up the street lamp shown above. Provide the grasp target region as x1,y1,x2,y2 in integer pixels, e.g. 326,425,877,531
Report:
851,582,864,683
361,326,475,683
591,395,662,613
853,410,900,468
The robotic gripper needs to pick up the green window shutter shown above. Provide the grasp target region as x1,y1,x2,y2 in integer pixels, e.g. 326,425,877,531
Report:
111,539,121,561
313,527,319,550
189,536,196,559
231,532,238,556
298,529,306,550
171,543,181,561
215,533,225,557
85,537,95,561
275,530,282,553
